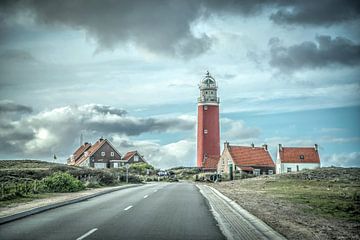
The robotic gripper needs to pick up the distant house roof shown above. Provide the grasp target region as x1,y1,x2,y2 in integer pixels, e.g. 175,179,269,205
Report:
70,142,92,162
279,147,320,164
228,145,275,167
122,151,137,161
73,138,122,166
203,155,219,170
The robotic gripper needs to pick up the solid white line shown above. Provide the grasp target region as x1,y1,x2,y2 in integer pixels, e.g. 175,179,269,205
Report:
144,195,148,199
76,228,98,240
124,205,133,211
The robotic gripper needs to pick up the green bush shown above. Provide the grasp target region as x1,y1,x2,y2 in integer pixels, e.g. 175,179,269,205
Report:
42,172,85,192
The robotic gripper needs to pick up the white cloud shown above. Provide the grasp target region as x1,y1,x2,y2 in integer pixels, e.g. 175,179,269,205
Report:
322,152,360,167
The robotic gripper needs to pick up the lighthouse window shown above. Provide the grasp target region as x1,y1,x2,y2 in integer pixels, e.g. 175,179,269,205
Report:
204,129,208,134
204,106,208,110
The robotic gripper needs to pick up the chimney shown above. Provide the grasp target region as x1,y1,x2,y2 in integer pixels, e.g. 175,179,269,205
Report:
224,141,230,149
278,144,283,151
314,144,318,152
99,137,104,142
262,144,268,151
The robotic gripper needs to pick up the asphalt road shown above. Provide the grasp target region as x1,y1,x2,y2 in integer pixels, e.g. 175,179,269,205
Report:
0,183,225,240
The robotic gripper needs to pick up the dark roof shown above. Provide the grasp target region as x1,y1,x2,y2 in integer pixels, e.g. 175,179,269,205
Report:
279,147,320,164
228,145,275,167
70,142,92,162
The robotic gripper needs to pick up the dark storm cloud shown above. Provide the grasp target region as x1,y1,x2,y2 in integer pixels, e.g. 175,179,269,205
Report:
269,35,360,72
0,49,36,63
0,100,33,113
1,1,359,58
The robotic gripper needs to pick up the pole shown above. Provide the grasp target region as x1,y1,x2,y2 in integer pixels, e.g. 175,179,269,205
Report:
126,164,129,184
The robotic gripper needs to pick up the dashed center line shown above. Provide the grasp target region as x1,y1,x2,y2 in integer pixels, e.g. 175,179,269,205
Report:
154,190,158,192
144,195,148,199
76,228,98,240
124,205,133,211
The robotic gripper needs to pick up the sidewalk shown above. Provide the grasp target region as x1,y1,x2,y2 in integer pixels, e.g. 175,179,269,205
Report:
197,184,287,240
0,184,140,224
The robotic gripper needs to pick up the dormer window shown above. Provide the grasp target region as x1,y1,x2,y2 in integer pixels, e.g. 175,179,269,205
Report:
204,106,208,110
204,129,208,134
299,155,304,160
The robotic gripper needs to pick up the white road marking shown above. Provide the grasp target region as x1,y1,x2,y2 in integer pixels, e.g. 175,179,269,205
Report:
76,228,98,240
144,195,148,199
124,205,133,211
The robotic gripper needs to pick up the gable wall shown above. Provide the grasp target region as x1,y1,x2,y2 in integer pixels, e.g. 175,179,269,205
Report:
90,141,121,168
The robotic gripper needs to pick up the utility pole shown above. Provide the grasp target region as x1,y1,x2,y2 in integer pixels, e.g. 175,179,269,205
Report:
125,164,129,184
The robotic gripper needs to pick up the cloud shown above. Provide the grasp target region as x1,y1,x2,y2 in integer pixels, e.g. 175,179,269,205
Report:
269,35,360,72
269,1,360,26
322,152,360,167
111,135,195,168
2,1,359,58
0,100,33,113
221,118,260,141
0,49,37,63
0,104,195,157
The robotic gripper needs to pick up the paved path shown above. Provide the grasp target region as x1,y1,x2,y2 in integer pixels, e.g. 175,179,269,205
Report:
0,183,225,240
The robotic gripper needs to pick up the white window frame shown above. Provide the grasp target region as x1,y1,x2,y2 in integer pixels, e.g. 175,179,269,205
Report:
204,129,208,134
111,151,114,157
254,169,261,176
101,151,105,156
268,170,273,175
134,155,139,162
204,106,208,110
113,162,119,168
287,167,292,173
94,162,106,169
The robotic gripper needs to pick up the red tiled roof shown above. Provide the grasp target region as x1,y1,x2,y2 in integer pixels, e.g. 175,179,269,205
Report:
122,151,137,161
228,146,275,167
70,143,92,162
280,147,320,164
203,156,219,170
75,139,106,166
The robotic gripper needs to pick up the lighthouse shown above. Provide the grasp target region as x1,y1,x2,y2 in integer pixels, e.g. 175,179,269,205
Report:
197,71,220,168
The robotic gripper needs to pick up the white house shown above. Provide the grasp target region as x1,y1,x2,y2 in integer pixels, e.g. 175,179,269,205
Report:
276,144,320,174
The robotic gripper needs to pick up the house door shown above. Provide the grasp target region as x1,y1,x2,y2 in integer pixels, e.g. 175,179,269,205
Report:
229,164,233,180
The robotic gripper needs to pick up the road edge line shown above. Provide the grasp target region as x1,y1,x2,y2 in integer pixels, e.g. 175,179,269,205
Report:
0,184,142,225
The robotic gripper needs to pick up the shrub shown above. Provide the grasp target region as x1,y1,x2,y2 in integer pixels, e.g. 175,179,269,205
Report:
42,172,85,192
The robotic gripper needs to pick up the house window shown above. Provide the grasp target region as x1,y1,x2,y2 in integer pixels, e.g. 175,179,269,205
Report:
113,162,119,168
204,129,208,134
299,155,304,160
134,155,139,162
268,170,273,175
254,169,261,176
101,151,105,156
204,106,208,110
287,167,292,173
111,152,114,157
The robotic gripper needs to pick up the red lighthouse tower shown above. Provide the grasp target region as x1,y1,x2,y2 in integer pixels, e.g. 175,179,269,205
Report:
197,71,220,168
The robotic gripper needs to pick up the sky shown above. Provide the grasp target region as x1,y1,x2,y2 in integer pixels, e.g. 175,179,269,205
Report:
0,0,359,168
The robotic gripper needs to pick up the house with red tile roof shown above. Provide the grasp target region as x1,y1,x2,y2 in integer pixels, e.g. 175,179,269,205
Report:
202,155,220,172
218,142,275,180
68,137,122,168
276,144,320,174
122,150,147,164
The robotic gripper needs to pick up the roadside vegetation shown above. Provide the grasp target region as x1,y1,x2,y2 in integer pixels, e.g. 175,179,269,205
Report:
211,167,360,239
0,160,155,206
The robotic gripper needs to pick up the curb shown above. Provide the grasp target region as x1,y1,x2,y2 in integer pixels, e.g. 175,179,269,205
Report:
0,184,142,225
206,185,287,240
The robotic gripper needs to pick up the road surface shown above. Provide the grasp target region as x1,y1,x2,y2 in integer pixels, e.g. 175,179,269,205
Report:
0,182,225,240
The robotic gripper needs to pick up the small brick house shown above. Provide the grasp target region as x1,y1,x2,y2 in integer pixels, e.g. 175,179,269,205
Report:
276,144,320,174
68,138,122,168
217,142,275,180
121,150,147,164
